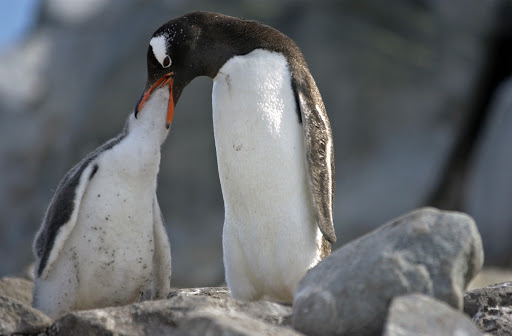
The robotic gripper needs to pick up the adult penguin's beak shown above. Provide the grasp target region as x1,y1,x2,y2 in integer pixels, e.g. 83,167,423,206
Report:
135,72,175,129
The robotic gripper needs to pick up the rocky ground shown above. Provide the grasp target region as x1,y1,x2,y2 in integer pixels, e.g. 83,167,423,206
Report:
1,208,511,336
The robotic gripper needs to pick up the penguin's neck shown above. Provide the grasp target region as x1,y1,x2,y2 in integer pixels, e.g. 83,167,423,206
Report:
108,87,170,178
126,87,170,147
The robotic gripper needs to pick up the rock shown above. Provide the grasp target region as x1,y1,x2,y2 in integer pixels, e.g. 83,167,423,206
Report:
383,294,483,336
0,295,52,335
464,282,512,336
292,207,484,336
0,276,33,305
464,78,512,267
46,287,298,336
166,287,292,326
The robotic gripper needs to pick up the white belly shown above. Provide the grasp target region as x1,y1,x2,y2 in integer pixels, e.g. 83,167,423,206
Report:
61,143,159,308
212,49,322,302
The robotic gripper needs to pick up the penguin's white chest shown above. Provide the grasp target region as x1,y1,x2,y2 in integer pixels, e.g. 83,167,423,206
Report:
213,49,305,210
65,140,160,305
212,49,321,301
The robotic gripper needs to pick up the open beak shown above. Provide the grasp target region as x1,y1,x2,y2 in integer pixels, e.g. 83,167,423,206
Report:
135,72,175,129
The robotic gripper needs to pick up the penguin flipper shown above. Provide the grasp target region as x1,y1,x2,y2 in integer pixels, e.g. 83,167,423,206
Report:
296,89,337,244
33,162,98,280
151,197,172,299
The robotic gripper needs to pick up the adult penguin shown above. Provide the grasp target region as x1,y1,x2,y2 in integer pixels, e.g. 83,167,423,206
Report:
138,11,336,303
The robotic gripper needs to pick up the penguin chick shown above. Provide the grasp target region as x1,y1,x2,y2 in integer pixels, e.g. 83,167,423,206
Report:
32,76,175,318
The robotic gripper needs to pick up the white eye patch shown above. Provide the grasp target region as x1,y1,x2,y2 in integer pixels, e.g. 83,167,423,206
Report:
150,35,172,68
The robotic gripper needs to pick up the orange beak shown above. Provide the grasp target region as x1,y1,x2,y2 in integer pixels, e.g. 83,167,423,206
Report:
136,73,175,129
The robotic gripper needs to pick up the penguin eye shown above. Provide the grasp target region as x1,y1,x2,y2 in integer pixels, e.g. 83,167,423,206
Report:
162,55,171,68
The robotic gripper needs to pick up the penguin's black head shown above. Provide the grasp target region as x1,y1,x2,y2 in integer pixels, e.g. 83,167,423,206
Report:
135,14,203,128
136,11,293,127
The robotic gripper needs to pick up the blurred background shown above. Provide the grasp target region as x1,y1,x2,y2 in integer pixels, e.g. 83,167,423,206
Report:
0,0,511,287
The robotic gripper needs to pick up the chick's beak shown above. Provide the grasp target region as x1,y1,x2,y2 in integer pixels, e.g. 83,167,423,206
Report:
135,72,175,129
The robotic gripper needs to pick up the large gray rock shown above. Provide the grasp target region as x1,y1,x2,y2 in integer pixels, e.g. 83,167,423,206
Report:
46,287,299,336
464,78,512,267
383,294,483,336
292,207,484,336
0,0,502,286
0,276,33,305
464,282,512,336
0,295,52,335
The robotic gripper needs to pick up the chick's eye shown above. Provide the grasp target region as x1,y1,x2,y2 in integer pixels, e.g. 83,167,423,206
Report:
163,55,171,68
